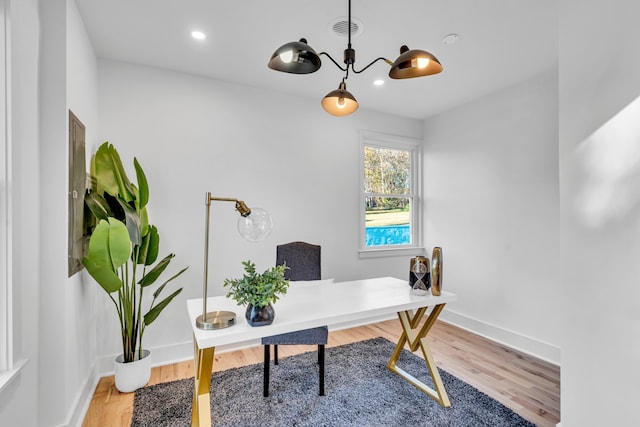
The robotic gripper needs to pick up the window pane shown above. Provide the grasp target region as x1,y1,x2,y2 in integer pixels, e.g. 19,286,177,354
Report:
365,197,411,246
364,146,410,195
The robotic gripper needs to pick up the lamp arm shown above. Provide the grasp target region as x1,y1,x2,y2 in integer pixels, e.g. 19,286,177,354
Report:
352,57,393,74
208,196,239,204
319,51,348,72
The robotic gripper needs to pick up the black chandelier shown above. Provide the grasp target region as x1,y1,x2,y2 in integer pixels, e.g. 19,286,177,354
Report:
268,0,443,117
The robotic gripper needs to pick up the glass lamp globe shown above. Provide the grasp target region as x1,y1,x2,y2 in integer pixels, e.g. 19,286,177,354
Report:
237,208,273,242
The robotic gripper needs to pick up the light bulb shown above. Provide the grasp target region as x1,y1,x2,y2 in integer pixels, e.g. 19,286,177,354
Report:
412,57,430,69
336,97,346,109
279,50,294,64
237,207,273,242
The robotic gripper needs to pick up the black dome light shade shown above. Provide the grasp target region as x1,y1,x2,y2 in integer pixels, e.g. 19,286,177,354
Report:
268,38,321,74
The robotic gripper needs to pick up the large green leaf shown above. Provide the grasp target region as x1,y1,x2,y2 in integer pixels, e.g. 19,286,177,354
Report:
143,288,183,326
86,220,113,269
116,197,141,246
106,218,131,269
137,225,159,266
134,157,149,210
87,219,131,271
140,206,149,237
94,142,135,203
84,191,111,221
82,257,123,293
138,253,174,287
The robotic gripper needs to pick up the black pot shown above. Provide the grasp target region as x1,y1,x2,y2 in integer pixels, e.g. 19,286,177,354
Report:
245,303,275,327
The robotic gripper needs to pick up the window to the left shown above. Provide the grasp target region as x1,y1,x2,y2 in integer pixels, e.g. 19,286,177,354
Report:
1,0,12,380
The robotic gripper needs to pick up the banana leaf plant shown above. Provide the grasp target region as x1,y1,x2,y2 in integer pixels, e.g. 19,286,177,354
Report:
83,142,187,363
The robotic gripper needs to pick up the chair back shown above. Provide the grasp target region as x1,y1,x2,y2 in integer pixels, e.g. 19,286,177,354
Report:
276,241,321,281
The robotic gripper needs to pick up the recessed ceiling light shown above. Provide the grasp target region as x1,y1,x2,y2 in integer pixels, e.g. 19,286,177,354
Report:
373,79,385,86
442,33,459,45
191,31,206,40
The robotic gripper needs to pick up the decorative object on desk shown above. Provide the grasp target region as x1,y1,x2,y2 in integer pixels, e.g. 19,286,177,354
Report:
431,247,443,296
411,257,429,296
246,304,276,327
132,338,537,427
197,193,274,330
223,260,289,327
409,255,429,288
82,142,188,392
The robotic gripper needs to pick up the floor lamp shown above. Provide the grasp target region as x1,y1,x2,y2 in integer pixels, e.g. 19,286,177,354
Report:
196,192,273,330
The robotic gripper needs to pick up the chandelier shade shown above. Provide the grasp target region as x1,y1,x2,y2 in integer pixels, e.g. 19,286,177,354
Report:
268,38,322,74
389,45,443,79
321,81,359,116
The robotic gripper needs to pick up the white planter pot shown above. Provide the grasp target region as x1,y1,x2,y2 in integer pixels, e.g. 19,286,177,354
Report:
114,349,151,393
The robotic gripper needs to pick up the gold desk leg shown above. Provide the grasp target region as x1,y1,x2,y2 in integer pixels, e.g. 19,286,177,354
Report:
387,304,451,407
191,337,215,427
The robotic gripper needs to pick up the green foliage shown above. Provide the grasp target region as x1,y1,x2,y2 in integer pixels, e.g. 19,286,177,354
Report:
364,146,411,211
223,260,289,308
82,142,188,363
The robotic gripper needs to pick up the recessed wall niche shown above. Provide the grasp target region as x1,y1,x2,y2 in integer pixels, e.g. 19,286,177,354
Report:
68,110,85,277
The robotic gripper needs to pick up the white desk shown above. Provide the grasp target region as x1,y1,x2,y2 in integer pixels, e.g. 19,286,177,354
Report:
187,276,457,427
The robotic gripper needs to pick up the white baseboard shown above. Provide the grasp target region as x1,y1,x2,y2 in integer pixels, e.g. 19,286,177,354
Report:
438,309,560,366
65,363,100,427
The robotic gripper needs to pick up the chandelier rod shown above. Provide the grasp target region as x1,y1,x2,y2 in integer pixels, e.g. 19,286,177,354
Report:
317,0,392,76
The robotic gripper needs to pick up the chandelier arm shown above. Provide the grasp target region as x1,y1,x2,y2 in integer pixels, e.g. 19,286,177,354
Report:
352,57,393,74
319,52,348,72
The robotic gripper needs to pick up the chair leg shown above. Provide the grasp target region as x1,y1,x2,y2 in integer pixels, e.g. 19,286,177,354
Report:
319,344,325,396
274,344,279,365
263,345,270,397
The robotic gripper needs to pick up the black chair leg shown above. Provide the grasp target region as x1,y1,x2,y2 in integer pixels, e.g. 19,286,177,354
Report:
319,344,325,396
263,345,270,397
274,344,279,365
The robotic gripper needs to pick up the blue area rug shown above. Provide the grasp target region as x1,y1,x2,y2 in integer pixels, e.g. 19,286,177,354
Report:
132,337,536,426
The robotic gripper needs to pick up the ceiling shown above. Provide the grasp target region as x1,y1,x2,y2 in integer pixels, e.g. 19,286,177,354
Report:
74,0,557,120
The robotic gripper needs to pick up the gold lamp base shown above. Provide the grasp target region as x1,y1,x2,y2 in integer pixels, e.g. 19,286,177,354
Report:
196,310,236,330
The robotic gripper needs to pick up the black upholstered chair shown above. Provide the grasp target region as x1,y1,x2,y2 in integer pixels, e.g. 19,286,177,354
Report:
262,241,328,397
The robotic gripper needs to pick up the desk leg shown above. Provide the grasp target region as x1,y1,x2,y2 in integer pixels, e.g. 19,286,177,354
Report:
191,337,215,427
387,304,451,407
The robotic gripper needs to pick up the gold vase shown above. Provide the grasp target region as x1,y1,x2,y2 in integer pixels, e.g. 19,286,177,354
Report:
431,247,443,296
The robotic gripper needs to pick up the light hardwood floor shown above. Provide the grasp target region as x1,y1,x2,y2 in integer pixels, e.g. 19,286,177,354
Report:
83,320,560,427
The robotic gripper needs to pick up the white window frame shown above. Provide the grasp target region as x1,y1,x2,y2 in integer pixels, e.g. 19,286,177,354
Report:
0,0,15,391
359,131,423,258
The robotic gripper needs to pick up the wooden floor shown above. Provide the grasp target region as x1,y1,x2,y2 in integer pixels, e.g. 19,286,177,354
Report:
83,320,560,427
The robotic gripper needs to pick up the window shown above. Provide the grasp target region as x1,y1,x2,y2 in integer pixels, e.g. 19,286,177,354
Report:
0,0,10,377
360,131,422,257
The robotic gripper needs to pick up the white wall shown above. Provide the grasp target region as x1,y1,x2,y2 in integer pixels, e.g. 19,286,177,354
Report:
422,69,561,363
560,0,640,425
0,0,40,426
64,0,99,425
9,0,99,425
95,59,424,367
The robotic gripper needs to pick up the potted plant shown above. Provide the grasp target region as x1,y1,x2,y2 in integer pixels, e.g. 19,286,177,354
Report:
82,142,188,392
223,260,289,326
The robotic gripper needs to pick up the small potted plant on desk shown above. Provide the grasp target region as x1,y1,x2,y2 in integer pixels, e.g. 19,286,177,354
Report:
82,142,188,392
224,260,289,326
